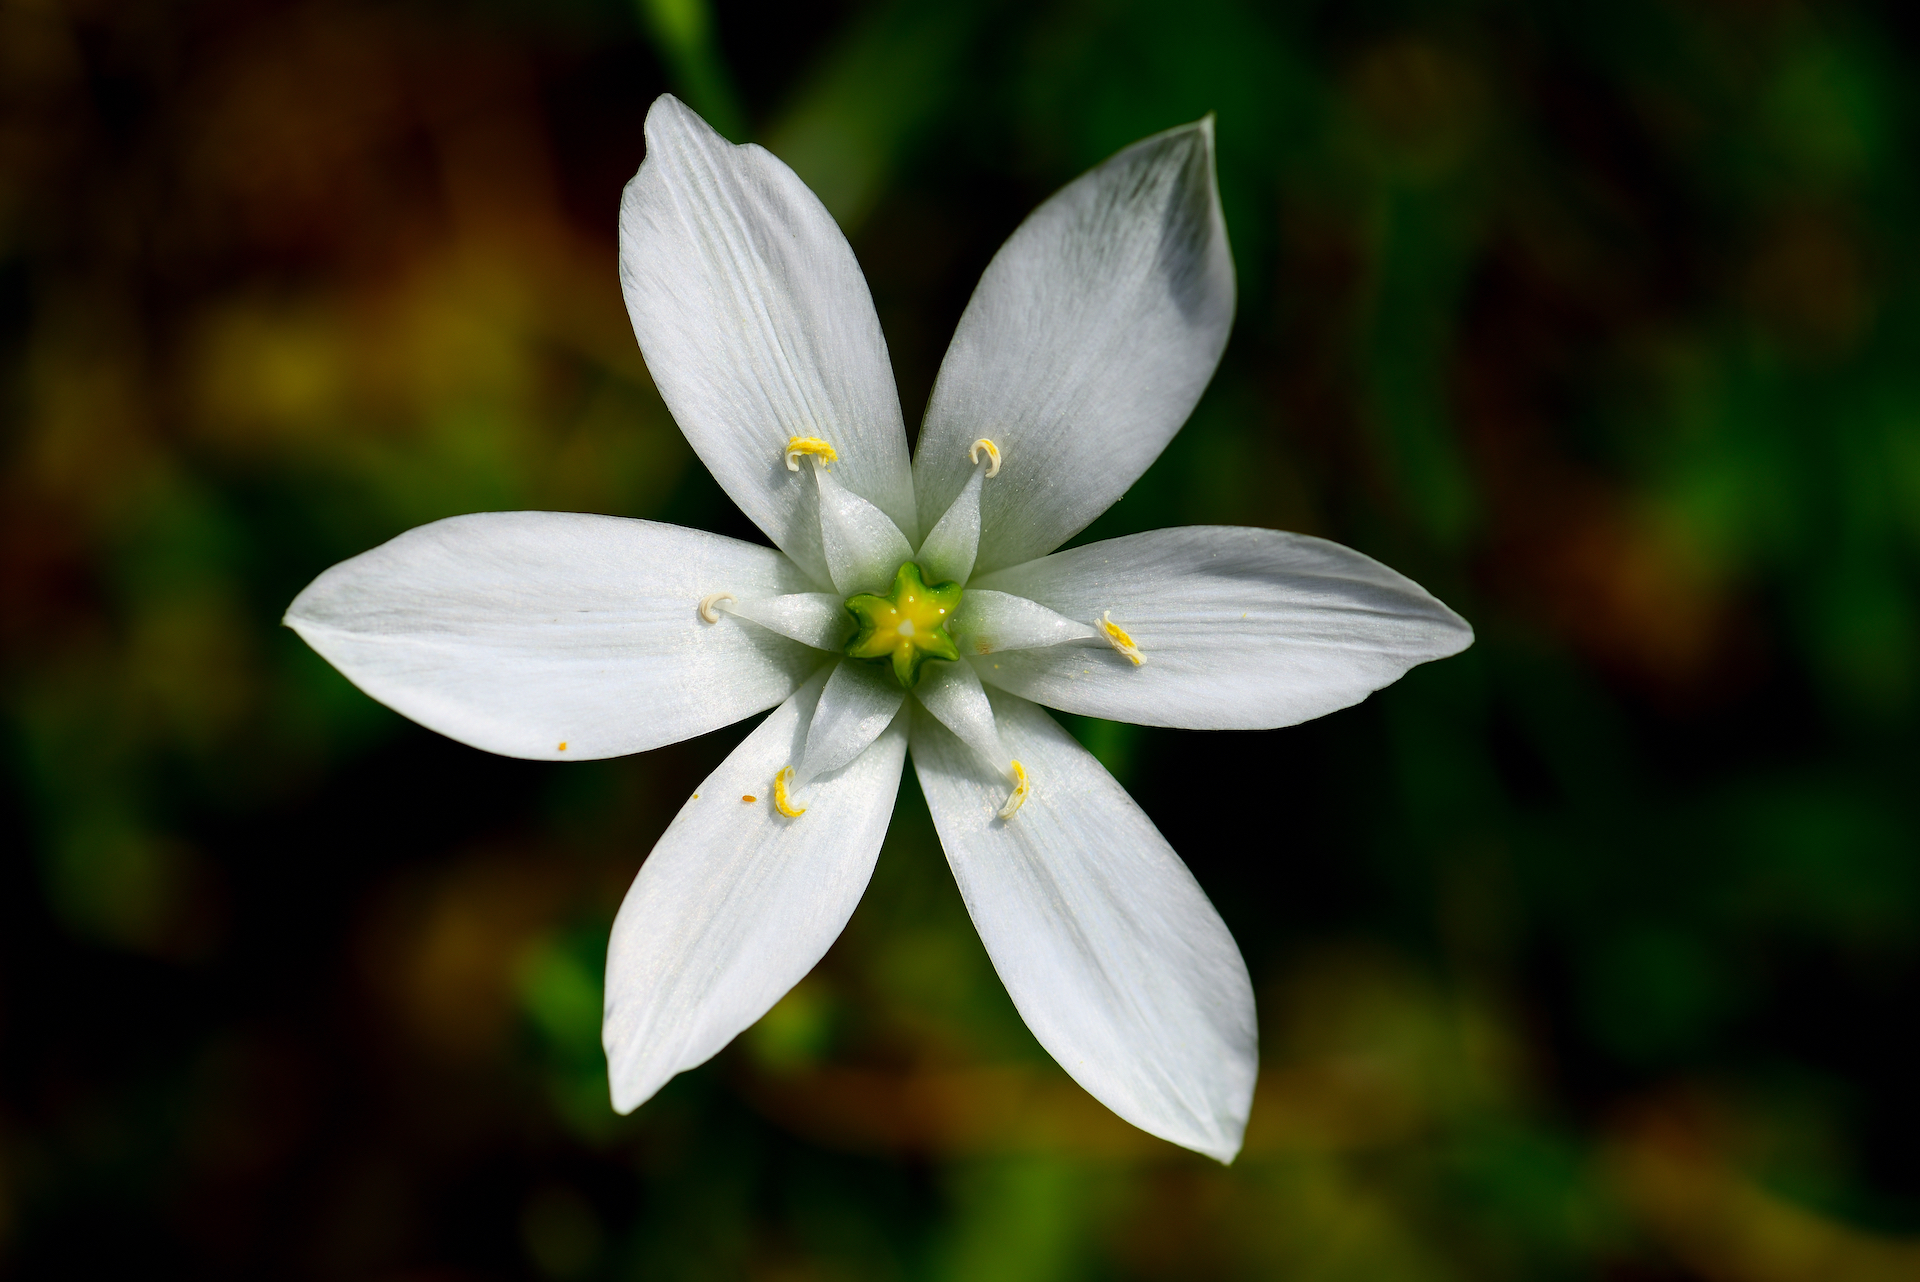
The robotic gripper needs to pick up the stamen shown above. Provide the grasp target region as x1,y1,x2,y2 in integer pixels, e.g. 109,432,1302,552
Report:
785,436,838,471
998,760,1030,819
967,438,1002,478
1098,611,1145,665
772,765,806,817
698,592,736,623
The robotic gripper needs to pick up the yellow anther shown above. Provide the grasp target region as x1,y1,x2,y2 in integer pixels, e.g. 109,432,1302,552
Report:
785,436,838,471
967,438,1002,478
698,592,736,623
1098,611,1144,665
998,760,1030,819
773,766,806,817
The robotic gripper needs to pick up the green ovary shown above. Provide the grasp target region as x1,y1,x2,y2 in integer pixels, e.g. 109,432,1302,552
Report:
844,562,963,689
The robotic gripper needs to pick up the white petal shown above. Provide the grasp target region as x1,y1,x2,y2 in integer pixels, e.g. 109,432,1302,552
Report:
619,95,918,586
284,512,823,760
910,692,1256,1161
914,464,983,586
798,660,904,784
724,592,852,651
814,465,913,596
969,526,1474,729
604,668,907,1112
950,589,1098,655
913,118,1234,574
911,660,1006,772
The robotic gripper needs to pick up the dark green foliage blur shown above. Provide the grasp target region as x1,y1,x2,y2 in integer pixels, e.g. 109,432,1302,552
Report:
3,0,1918,1276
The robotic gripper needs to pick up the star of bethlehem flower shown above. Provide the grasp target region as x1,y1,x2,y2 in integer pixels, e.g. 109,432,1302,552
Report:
285,95,1473,1163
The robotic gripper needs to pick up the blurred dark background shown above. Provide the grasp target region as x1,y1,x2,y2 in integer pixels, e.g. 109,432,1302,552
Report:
4,0,1919,1277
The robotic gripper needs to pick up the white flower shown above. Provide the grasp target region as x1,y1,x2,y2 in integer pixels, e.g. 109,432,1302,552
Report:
284,95,1472,1163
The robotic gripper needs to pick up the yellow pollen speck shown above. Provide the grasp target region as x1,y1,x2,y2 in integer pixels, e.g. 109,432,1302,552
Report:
785,436,837,470
557,742,567,751
1098,611,1145,665
773,766,806,817
998,760,1030,819
741,794,756,804
968,438,1003,477
692,793,700,800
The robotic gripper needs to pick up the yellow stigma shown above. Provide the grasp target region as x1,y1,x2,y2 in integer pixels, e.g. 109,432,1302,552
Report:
998,760,1030,819
772,766,806,817
845,562,963,689
968,438,1002,477
1098,611,1144,665
785,436,837,471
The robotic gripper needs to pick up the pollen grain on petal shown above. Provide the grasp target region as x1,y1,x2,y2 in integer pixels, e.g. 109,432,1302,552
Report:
967,438,1002,477
785,436,837,471
998,760,1030,820
741,794,757,804
1098,610,1145,665
556,741,567,751
698,591,736,623
772,766,806,817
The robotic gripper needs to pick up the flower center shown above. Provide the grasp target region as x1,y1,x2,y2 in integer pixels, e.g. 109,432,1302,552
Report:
844,562,963,689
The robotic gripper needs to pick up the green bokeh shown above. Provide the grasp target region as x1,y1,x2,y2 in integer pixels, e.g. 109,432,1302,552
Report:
4,0,1918,1276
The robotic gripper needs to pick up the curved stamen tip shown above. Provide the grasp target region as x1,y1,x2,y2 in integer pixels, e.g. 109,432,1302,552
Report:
773,765,806,817
997,760,1030,820
1098,611,1145,665
785,436,837,471
698,592,736,624
967,438,1002,478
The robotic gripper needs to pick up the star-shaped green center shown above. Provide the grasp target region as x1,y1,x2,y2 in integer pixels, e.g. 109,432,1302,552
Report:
845,562,963,689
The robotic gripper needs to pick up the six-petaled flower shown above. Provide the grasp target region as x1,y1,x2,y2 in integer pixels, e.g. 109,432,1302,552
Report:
285,95,1472,1162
